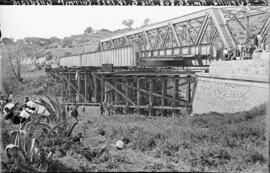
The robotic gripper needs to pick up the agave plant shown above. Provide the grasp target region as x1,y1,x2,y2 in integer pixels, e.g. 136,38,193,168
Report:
33,95,79,140
5,95,79,166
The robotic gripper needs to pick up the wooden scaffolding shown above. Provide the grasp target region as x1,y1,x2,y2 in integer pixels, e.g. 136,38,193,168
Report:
47,68,198,116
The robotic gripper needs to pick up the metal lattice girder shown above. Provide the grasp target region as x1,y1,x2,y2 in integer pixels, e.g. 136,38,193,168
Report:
208,8,236,48
100,9,208,48
261,18,270,42
195,13,210,45
100,7,269,50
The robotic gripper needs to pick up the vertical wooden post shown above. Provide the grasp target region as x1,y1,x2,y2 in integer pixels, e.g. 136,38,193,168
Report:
137,78,140,115
94,74,98,103
125,79,129,114
186,76,191,114
172,77,178,118
77,71,81,102
84,73,88,102
100,77,104,103
114,78,117,105
149,79,154,117
104,81,107,104
68,73,71,100
161,78,167,117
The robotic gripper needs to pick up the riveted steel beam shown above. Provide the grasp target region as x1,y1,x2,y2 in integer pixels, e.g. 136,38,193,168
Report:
209,8,236,48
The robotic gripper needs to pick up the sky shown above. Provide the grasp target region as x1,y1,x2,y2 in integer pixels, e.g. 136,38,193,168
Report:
0,6,209,41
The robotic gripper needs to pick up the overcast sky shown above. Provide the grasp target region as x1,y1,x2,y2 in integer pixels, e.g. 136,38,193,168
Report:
0,6,209,40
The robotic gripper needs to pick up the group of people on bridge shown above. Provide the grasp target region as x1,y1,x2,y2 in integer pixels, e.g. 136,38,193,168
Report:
221,32,266,61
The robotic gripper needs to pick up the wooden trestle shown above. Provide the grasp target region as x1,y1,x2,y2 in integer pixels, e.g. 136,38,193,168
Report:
47,68,198,117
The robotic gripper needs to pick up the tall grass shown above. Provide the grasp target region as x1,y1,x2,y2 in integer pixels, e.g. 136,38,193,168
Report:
84,103,267,172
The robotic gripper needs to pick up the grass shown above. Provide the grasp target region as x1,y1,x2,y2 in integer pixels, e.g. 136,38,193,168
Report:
1,103,268,172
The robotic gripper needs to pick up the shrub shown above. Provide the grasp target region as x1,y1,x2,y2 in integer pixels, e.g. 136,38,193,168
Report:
245,149,266,164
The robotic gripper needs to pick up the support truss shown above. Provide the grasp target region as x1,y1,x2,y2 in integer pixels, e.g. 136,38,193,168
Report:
99,7,269,51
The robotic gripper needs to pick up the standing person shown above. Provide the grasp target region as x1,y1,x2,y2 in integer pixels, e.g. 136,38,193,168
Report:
246,43,251,58
240,43,244,59
237,43,242,59
257,32,262,50
80,105,85,116
242,43,247,59
70,104,79,122
7,92,13,102
100,102,104,115
223,48,228,61
228,47,233,60
253,34,258,49
24,97,30,104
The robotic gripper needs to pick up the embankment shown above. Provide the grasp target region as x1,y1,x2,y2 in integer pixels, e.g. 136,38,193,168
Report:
193,59,269,114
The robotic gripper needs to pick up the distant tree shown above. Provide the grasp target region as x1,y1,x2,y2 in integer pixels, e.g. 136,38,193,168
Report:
84,27,93,34
100,28,112,33
2,37,14,45
49,36,61,43
62,38,73,48
16,39,25,45
4,45,38,83
122,19,135,29
143,18,151,26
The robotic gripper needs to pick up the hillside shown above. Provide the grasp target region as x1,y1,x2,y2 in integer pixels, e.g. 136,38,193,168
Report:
0,27,133,94
2,27,133,61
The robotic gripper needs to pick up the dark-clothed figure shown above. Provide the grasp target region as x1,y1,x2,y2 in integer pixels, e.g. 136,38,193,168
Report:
257,32,262,50
24,97,30,104
71,106,79,121
100,103,104,115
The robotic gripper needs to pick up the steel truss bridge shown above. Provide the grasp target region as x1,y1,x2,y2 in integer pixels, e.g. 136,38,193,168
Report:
99,7,269,65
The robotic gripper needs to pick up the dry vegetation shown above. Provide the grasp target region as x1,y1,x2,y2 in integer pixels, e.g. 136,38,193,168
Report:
1,103,267,172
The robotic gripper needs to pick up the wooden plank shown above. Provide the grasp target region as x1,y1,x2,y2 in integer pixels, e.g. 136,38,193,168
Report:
115,80,187,105
137,78,141,115
186,77,191,113
172,78,178,118
125,80,129,105
51,72,77,96
100,77,104,103
93,75,98,103
68,73,71,97
104,81,107,103
106,81,136,105
161,79,167,117
77,71,81,102
161,79,167,107
114,78,117,105
149,79,154,116
110,104,185,110
88,74,95,92
62,102,100,106
84,73,88,102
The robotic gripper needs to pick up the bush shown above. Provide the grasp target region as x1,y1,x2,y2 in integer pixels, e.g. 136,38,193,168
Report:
245,150,266,164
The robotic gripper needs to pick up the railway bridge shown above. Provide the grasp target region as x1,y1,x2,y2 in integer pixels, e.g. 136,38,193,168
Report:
99,7,269,66
47,6,269,116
